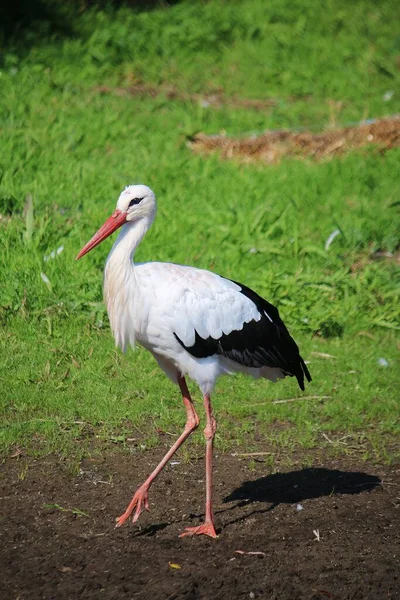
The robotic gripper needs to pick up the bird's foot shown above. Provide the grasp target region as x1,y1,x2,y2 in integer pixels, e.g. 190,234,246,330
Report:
115,485,150,527
179,521,218,539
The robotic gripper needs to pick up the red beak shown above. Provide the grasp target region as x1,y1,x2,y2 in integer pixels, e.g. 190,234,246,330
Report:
76,209,127,260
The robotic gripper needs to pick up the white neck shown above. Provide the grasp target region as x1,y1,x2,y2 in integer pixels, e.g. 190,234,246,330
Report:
107,215,152,268
103,215,153,351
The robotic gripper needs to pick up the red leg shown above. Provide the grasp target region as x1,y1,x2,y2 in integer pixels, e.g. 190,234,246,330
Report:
180,393,218,539
115,375,199,527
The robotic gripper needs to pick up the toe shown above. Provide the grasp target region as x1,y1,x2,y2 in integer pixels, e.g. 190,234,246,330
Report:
179,522,218,538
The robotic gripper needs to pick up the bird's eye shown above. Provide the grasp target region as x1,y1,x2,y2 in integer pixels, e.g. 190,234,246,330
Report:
128,197,144,208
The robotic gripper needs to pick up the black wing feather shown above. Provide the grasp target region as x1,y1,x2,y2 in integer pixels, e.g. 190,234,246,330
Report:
174,278,311,391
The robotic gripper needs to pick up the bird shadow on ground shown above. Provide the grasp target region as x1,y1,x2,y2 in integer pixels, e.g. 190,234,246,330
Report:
224,467,382,507
220,468,382,527
131,521,170,538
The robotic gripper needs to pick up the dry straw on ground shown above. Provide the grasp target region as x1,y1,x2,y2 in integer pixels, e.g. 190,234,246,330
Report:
188,117,400,163
95,84,399,163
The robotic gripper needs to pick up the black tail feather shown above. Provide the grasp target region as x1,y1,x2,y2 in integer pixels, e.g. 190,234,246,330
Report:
302,359,312,383
295,358,312,391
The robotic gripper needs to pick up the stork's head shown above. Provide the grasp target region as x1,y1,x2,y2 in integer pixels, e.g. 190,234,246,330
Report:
116,184,156,221
76,184,156,260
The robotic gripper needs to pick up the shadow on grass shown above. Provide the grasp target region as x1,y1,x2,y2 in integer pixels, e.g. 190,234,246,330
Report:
224,468,382,507
0,0,182,45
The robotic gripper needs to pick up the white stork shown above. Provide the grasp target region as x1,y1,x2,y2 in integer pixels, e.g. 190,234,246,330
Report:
76,184,311,538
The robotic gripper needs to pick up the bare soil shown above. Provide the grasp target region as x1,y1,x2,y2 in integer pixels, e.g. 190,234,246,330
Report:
189,117,400,163
1,449,399,600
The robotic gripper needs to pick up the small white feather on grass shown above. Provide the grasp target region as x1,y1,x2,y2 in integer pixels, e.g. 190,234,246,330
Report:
324,228,341,250
44,245,64,262
40,272,52,290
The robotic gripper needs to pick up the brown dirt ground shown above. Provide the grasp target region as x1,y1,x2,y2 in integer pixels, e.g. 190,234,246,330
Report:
189,117,400,163
2,449,399,600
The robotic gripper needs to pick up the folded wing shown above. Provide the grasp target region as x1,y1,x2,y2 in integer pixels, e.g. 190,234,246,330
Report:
172,272,311,391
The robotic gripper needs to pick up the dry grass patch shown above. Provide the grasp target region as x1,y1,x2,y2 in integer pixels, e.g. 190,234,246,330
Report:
189,117,400,163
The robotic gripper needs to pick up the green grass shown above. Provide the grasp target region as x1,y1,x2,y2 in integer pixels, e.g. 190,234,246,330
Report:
0,0,399,462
